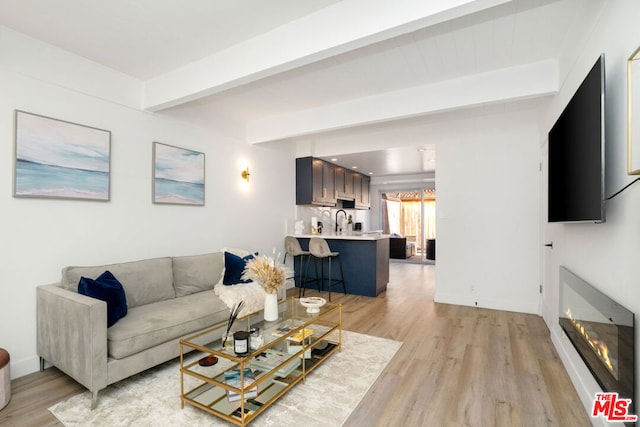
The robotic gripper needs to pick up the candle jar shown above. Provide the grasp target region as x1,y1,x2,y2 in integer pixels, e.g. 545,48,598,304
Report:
250,328,264,350
233,331,250,356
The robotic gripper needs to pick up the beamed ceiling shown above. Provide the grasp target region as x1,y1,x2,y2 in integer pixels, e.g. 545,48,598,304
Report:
0,0,605,180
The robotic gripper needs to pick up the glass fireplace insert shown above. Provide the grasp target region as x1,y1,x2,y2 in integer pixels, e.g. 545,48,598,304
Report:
559,266,634,415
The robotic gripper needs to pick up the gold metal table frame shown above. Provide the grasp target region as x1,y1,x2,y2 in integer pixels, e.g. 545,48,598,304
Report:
180,297,342,426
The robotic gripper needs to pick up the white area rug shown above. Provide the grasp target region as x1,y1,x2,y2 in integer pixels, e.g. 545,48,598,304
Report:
49,331,402,426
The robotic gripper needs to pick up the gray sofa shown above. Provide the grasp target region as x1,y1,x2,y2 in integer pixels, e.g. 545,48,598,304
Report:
36,252,255,409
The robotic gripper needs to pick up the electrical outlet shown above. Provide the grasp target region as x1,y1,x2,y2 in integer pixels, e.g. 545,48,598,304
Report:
470,284,475,293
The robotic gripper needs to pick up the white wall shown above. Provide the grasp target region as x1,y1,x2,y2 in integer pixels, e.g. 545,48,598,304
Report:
294,91,542,314
540,0,640,420
0,30,295,379
435,105,542,314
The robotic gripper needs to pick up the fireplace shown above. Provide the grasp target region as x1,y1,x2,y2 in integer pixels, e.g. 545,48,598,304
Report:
559,266,635,415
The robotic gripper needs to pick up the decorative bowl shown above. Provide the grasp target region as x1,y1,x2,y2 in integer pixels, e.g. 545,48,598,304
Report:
198,355,218,367
299,296,326,313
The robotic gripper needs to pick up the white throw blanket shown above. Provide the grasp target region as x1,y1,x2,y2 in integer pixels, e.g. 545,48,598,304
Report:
213,281,266,316
213,247,294,316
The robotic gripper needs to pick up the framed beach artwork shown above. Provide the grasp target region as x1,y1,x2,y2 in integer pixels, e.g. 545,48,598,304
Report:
13,110,111,201
152,142,205,206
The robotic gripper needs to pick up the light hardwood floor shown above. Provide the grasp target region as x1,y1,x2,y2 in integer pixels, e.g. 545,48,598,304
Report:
0,262,590,426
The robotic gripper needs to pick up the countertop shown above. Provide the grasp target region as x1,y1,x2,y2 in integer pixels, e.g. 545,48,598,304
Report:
288,232,390,241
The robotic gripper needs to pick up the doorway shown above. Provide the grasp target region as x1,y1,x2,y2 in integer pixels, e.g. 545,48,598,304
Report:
381,188,436,263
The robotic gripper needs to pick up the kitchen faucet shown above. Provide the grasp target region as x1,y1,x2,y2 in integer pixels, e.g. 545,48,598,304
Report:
335,209,347,233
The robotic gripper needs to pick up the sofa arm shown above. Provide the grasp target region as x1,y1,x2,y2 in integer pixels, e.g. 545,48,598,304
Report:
37,284,108,394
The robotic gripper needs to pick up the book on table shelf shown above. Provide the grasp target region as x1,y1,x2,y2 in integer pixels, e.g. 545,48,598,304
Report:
274,371,302,385
311,341,337,357
289,340,336,361
251,348,300,377
287,328,314,343
230,399,263,419
271,324,293,337
286,336,313,358
225,372,258,402
271,325,314,343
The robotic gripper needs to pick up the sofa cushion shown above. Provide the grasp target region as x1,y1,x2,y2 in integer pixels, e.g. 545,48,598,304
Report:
78,270,128,327
222,251,254,285
107,291,229,359
172,252,223,297
61,257,175,308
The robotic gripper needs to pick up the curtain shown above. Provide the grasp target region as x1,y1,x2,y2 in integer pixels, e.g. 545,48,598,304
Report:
382,199,389,233
384,200,401,235
400,200,420,239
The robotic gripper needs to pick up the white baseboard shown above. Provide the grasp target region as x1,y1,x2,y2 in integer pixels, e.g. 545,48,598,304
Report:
433,292,538,314
9,355,41,380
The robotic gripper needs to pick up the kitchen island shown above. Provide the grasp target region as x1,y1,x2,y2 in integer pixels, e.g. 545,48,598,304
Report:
288,233,389,297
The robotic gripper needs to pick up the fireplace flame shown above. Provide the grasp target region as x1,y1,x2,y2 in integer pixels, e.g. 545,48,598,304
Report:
566,308,616,376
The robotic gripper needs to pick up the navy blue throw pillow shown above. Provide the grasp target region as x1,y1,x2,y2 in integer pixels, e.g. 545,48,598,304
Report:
223,252,255,285
78,270,128,327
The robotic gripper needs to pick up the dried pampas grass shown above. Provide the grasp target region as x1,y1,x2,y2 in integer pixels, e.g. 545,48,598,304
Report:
242,251,291,294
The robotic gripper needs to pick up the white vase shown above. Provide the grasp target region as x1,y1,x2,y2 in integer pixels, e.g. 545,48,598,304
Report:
263,292,279,321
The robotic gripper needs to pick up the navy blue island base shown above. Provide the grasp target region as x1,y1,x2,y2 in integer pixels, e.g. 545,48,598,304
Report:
291,235,389,297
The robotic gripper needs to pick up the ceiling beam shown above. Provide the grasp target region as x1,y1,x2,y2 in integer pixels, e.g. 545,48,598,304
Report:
245,59,558,144
142,0,511,112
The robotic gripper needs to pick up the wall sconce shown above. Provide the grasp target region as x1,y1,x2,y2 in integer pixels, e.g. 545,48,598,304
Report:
241,166,250,182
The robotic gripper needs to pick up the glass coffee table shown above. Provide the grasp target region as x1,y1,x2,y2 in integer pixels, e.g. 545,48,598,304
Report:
180,297,342,426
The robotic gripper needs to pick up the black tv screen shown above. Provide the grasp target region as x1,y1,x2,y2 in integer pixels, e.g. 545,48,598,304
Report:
548,55,605,223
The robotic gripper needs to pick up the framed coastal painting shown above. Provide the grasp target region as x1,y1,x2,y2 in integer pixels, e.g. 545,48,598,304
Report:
13,110,111,201
152,142,205,206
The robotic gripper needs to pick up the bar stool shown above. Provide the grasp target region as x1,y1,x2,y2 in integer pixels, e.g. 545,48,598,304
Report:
0,348,10,410
308,238,346,301
284,236,314,298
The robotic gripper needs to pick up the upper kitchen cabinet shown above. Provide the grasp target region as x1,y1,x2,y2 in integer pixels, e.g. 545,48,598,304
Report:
335,166,355,200
297,157,370,209
296,157,336,206
360,174,370,207
343,172,370,209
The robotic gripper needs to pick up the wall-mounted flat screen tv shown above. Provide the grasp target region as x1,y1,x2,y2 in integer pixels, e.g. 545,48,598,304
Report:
548,54,605,223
